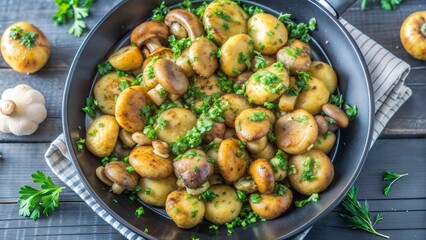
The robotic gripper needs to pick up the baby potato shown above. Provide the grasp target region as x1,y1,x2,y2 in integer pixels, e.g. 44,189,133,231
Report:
246,64,290,105
276,46,311,75
193,74,223,96
129,146,173,179
249,159,275,194
288,39,312,57
295,77,330,115
108,45,143,71
220,34,253,77
85,115,119,157
313,131,337,154
309,61,337,93
156,107,197,144
115,86,150,132
248,13,288,55
137,174,177,207
204,185,242,225
217,138,250,182
274,109,318,155
93,72,134,115
288,150,334,195
1,22,50,73
166,190,205,229
249,185,293,220
203,1,247,46
219,94,251,127
278,76,298,112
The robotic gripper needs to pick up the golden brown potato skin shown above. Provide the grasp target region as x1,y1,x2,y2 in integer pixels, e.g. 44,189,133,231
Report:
313,132,336,154
249,186,293,220
400,11,426,60
309,61,337,93
276,46,311,75
115,86,150,132
248,13,288,55
294,77,330,115
85,115,120,157
165,190,205,229
275,109,318,155
129,146,173,179
156,107,197,144
217,138,249,182
249,159,275,194
93,73,134,115
288,150,334,195
204,185,242,224
220,34,253,77
220,94,251,127
1,22,50,73
137,175,177,207
108,45,143,71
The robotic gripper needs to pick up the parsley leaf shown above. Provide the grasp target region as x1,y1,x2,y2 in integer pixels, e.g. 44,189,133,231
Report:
248,112,266,121
340,186,389,239
278,13,316,42
199,188,219,202
18,171,65,220
345,104,358,121
383,171,408,197
97,61,113,75
9,26,38,49
295,193,319,207
53,0,95,37
168,35,192,57
81,96,98,118
152,1,169,21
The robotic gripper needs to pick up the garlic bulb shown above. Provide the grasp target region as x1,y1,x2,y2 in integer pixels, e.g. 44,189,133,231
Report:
0,84,47,136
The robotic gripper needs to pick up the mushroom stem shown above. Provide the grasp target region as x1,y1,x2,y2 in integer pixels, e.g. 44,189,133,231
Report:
170,22,188,39
0,100,16,115
111,183,125,194
146,38,162,53
147,84,168,105
246,136,268,153
186,181,210,195
96,166,114,186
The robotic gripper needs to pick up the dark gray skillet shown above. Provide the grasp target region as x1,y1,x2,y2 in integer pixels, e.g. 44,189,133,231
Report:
62,0,374,239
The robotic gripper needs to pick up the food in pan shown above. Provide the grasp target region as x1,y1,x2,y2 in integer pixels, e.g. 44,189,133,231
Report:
82,0,355,230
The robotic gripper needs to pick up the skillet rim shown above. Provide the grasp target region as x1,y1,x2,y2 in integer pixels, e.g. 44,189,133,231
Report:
62,0,374,239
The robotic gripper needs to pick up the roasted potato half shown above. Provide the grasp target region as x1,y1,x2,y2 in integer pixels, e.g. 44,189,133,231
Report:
85,115,120,157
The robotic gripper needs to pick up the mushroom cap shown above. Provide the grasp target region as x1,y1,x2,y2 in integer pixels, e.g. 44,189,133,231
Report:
154,59,189,95
104,161,139,190
235,108,271,142
130,21,169,49
173,149,214,189
165,9,205,40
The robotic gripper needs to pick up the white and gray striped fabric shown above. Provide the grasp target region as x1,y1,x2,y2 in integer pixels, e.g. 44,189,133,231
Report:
45,19,411,240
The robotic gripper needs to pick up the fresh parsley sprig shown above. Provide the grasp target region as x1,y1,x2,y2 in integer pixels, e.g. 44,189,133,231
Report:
18,171,65,220
383,171,408,197
52,0,96,37
9,26,39,49
340,186,389,239
361,0,404,11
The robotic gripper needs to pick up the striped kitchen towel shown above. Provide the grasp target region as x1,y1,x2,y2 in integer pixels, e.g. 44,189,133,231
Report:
45,19,412,240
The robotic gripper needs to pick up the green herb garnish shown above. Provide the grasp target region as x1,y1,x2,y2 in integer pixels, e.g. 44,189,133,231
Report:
295,193,319,207
383,171,408,197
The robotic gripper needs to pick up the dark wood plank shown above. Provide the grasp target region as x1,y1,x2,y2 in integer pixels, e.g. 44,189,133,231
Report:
308,226,426,240
0,143,81,202
0,202,124,240
0,69,67,118
344,0,426,68
0,0,122,69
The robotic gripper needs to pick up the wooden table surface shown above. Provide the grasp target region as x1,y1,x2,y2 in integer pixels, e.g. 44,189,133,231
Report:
0,0,425,239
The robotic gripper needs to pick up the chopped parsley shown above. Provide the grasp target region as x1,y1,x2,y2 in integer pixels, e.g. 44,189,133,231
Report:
191,209,198,218
252,71,285,94
271,150,288,172
278,13,316,42
248,112,267,121
118,80,129,91
214,10,231,22
145,188,151,195
286,47,304,59
273,183,287,196
294,115,309,127
295,193,319,207
82,97,97,118
253,51,267,70
97,61,113,75
76,138,85,151
9,26,39,49
135,206,145,216
198,188,219,202
301,157,319,181
168,35,192,57
152,1,169,21
250,194,262,203
345,104,358,121
329,93,344,106
237,190,248,202
126,166,135,173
